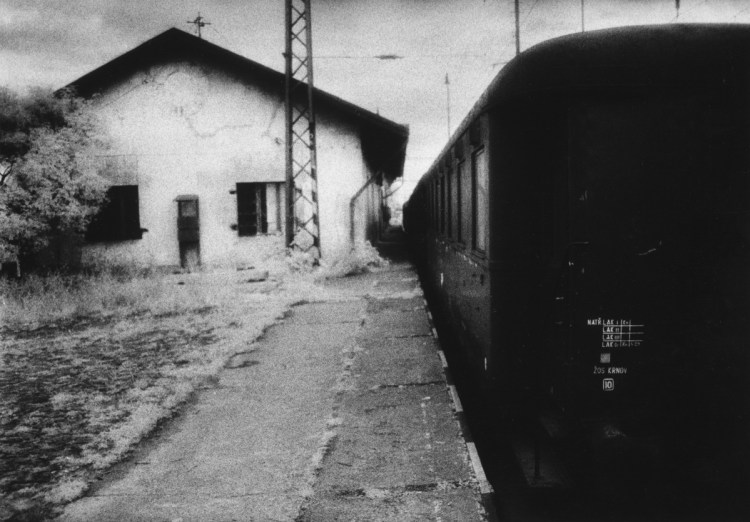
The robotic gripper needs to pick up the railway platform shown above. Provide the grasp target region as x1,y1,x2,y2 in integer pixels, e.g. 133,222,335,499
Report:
60,261,491,521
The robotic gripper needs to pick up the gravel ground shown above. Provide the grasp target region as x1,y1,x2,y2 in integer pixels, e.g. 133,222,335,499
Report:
0,270,315,521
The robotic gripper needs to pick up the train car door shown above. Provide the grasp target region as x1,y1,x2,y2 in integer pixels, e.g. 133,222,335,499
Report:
175,195,200,271
562,90,750,421
559,99,667,421
561,87,750,496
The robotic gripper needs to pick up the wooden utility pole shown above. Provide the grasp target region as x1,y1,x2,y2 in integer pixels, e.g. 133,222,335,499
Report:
284,0,321,258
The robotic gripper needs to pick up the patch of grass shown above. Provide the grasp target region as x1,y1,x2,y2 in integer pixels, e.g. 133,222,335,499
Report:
0,268,226,329
0,255,379,520
0,267,300,519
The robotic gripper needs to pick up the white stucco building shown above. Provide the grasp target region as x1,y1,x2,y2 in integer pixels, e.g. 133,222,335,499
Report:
69,28,408,270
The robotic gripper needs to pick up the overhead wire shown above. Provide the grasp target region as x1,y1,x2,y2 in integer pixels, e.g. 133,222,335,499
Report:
318,0,512,70
315,52,495,60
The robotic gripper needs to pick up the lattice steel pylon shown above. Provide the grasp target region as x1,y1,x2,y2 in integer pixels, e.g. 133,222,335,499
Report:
285,0,321,258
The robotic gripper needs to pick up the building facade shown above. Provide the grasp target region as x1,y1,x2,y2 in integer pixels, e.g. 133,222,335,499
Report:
69,28,408,269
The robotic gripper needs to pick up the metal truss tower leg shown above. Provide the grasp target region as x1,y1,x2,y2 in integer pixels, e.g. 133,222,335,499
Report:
285,0,321,258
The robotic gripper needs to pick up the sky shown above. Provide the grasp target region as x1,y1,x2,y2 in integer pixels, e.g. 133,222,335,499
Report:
3,0,750,196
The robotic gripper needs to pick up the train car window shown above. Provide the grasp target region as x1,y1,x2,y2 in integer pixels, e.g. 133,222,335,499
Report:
433,178,438,231
450,168,460,240
433,177,439,233
455,163,463,243
424,181,432,228
434,176,440,232
439,174,446,236
455,139,465,160
429,180,434,230
473,149,488,252
469,121,482,146
446,170,454,238
459,160,471,245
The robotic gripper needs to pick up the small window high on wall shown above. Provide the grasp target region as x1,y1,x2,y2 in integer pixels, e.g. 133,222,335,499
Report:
236,183,268,236
86,185,142,242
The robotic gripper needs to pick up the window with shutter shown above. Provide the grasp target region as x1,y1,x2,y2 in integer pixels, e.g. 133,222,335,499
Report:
236,183,268,237
86,185,142,242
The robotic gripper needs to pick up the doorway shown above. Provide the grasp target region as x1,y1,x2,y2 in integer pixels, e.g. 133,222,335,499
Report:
176,195,200,271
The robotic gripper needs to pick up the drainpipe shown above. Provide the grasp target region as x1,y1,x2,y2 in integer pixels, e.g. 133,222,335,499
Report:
349,172,382,248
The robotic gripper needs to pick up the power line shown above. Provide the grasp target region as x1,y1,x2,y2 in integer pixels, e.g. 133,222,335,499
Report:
315,52,495,60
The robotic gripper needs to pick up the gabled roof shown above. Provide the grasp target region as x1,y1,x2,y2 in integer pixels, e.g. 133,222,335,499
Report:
67,28,408,181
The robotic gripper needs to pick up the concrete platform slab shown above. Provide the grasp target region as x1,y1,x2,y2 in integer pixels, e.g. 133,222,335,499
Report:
290,301,363,325
302,486,483,522
354,336,444,388
60,263,487,522
61,302,361,522
362,308,433,338
365,296,425,314
318,385,471,490
64,491,302,522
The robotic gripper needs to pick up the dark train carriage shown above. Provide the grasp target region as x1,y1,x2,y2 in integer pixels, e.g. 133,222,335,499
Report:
407,24,750,495
405,112,494,390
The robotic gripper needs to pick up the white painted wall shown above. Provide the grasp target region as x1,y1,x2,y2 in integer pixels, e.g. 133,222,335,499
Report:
316,112,375,259
82,61,377,269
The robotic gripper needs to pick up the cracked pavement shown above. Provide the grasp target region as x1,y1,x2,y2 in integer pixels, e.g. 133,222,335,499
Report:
60,263,486,521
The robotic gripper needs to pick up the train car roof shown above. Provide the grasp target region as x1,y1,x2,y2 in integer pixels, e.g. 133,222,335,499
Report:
421,24,750,182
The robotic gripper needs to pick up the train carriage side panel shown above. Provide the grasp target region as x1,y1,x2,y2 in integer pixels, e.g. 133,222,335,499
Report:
426,115,494,392
557,85,750,446
407,25,750,507
458,114,493,388
487,98,567,410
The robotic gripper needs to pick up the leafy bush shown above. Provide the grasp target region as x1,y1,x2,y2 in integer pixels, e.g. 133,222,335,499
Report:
319,241,388,279
0,87,110,268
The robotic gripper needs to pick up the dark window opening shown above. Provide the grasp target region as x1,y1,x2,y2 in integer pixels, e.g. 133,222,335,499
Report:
86,185,142,242
436,176,443,235
433,178,438,230
446,170,454,238
439,173,447,236
450,168,459,240
237,183,268,237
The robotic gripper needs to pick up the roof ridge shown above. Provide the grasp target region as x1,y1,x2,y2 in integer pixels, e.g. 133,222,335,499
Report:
67,27,408,136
